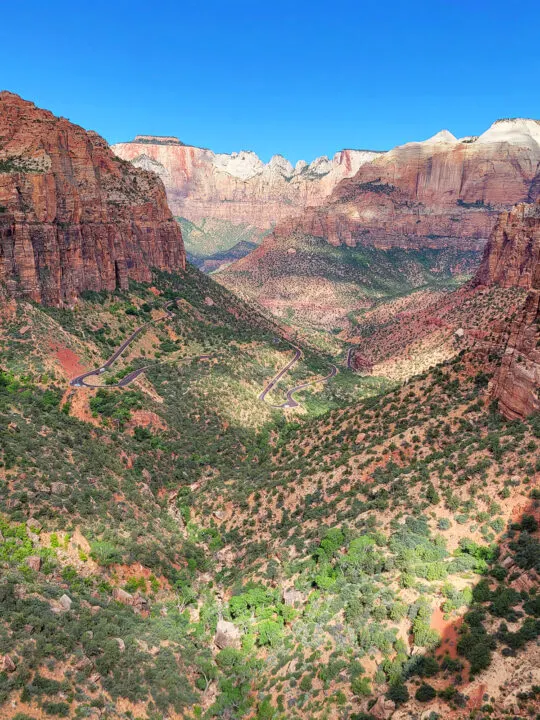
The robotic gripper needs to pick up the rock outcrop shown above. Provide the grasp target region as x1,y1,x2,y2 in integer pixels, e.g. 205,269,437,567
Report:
271,119,540,250
0,92,185,306
474,199,540,418
112,136,381,230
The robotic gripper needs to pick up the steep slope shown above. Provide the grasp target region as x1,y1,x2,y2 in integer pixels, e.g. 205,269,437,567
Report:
0,93,185,306
112,136,382,238
474,199,540,418
217,231,480,332
1,263,538,720
271,119,540,250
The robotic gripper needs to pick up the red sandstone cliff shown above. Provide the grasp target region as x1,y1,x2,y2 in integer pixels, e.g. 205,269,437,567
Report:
272,123,540,250
475,200,540,419
0,92,185,306
112,137,381,230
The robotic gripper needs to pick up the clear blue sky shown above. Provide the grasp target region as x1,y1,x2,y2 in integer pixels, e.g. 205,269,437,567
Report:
2,0,539,163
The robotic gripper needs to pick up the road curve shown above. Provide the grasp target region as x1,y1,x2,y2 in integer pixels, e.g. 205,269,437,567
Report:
70,300,211,389
258,345,303,405
280,364,338,409
259,342,339,409
70,299,341,407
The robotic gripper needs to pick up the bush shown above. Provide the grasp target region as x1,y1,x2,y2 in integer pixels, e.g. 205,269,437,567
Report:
415,683,436,702
387,682,409,705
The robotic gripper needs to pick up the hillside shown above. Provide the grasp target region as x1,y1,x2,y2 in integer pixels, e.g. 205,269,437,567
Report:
217,231,480,334
0,267,538,719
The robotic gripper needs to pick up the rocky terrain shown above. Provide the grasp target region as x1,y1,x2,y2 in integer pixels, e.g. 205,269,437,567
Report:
0,93,185,306
476,199,540,419
270,120,540,250
111,136,382,255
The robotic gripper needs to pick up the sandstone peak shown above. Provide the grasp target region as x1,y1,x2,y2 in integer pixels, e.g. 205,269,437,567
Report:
213,150,264,180
424,129,458,144
0,94,185,305
476,118,540,148
267,154,294,176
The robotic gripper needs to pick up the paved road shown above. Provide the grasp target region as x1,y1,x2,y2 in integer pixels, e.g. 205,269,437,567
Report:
70,300,211,389
259,342,339,409
258,345,303,405
70,300,342,408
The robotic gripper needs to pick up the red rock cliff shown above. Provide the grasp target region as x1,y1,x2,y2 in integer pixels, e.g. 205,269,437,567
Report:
0,92,185,306
475,200,540,418
272,123,540,251
112,138,381,230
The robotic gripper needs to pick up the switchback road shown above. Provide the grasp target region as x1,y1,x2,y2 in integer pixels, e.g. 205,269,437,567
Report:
70,301,343,408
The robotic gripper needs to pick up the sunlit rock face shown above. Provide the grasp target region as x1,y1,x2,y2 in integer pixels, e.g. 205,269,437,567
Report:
474,199,540,419
112,136,382,229
270,119,540,251
0,93,185,307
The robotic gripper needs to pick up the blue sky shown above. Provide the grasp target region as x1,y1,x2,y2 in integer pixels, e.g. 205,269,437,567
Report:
2,0,539,163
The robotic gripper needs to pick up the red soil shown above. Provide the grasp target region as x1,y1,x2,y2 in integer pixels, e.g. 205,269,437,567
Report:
52,343,88,378
431,606,462,660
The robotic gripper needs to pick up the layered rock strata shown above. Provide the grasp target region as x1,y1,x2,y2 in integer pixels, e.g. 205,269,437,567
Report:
0,92,185,306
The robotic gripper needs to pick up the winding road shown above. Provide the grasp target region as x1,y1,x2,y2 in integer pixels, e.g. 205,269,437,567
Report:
70,300,345,407
258,342,339,409
70,300,210,389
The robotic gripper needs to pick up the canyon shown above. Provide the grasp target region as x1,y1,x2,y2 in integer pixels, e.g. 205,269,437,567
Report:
0,92,185,306
0,91,539,720
111,135,382,235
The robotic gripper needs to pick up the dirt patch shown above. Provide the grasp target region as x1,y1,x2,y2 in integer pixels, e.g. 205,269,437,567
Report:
128,409,168,432
431,606,462,661
51,343,88,379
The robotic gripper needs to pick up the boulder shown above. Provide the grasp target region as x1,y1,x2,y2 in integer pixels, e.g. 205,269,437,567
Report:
112,588,133,605
26,518,42,533
74,655,93,671
51,482,68,495
283,589,304,606
370,695,396,720
114,638,126,652
2,655,16,673
59,594,72,611
214,620,242,649
26,555,41,572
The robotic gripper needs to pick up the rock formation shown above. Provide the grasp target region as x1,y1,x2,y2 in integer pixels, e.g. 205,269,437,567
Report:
270,120,540,250
0,92,185,306
475,200,540,418
112,136,381,230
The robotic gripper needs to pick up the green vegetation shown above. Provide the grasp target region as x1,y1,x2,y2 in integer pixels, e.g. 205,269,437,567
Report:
0,263,538,719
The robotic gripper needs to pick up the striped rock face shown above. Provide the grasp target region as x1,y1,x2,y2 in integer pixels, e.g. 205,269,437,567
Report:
0,93,185,307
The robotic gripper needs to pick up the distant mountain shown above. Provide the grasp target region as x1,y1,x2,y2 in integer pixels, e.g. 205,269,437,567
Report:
269,118,540,251
111,137,382,238
217,119,540,329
